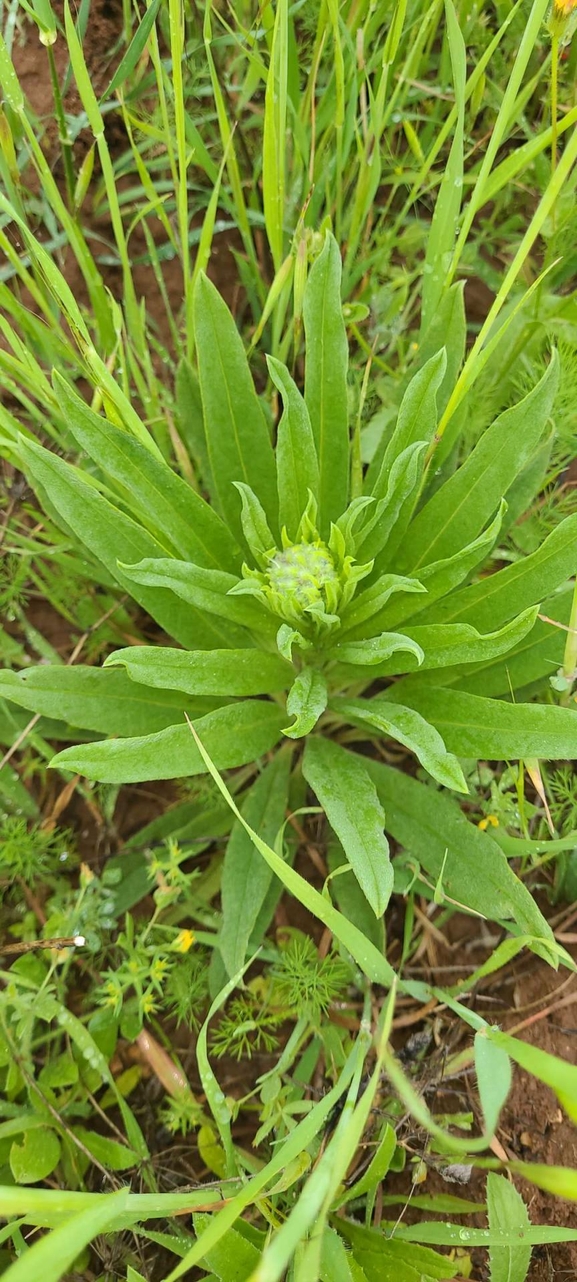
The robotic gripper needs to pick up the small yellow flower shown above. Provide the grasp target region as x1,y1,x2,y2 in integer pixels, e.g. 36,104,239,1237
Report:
171,929,195,954
478,813,499,831
553,0,576,14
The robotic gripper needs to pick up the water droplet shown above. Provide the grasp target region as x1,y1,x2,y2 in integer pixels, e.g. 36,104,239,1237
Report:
483,1229,490,1237
459,1229,471,1241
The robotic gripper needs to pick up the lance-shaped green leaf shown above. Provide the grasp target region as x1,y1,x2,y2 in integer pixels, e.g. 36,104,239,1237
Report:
376,348,446,481
233,481,275,563
383,681,577,760
53,371,240,572
486,1173,531,1282
358,442,428,565
17,438,222,650
0,666,224,736
267,355,319,541
303,234,349,533
283,667,328,738
487,1028,577,1122
220,748,292,977
454,588,572,698
333,631,424,669
420,511,577,630
119,557,275,638
339,574,426,639
104,647,292,697
175,357,214,498
366,759,555,946
333,697,468,793
193,272,278,537
336,1220,457,1280
397,353,559,571
380,502,506,629
375,608,539,675
474,1033,512,1138
50,701,286,783
303,738,392,917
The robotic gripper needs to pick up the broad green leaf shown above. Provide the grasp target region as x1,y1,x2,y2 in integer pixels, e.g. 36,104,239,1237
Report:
10,1129,61,1184
488,1028,577,1123
487,1173,531,1282
17,438,218,650
220,750,292,978
383,682,577,760
283,667,327,738
474,1032,512,1137
336,1220,457,1280
54,372,239,572
376,608,539,675
303,234,349,532
0,666,223,736
192,1212,261,1280
105,647,291,697
335,697,467,792
267,355,319,539
303,738,392,917
421,511,577,630
333,632,424,669
193,273,277,538
366,760,555,945
455,589,571,697
119,557,274,639
376,349,446,480
0,1190,130,1282
397,354,559,571
50,701,286,784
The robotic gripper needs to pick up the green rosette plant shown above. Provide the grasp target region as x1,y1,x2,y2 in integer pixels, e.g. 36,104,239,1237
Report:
3,233,577,976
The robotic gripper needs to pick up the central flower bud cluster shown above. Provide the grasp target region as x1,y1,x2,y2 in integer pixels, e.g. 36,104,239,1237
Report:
267,542,339,613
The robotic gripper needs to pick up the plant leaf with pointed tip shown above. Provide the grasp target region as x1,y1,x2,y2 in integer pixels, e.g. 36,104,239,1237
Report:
366,759,555,949
303,738,392,917
334,697,467,793
53,371,239,572
303,234,349,533
193,272,278,538
234,481,275,562
0,666,223,735
268,354,319,539
487,1173,531,1282
474,1033,512,1138
397,353,559,571
104,647,291,697
283,668,328,738
50,701,285,784
220,749,292,977
119,557,274,638
376,608,539,675
16,437,219,650
333,632,424,669
382,682,577,760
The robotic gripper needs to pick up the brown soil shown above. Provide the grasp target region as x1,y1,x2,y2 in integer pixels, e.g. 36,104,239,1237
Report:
4,6,577,1281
